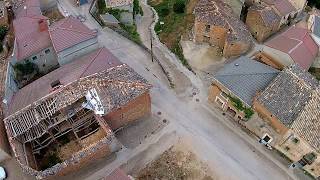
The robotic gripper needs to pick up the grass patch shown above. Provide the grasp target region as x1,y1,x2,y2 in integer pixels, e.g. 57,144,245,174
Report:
227,94,254,119
120,23,142,44
149,0,197,70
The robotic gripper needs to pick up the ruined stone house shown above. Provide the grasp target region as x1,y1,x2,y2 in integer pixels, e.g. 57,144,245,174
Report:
3,47,151,179
253,64,320,178
246,4,281,42
194,0,253,58
208,56,279,120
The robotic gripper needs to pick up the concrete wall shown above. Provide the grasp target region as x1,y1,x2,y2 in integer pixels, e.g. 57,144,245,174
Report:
262,45,293,68
103,92,151,130
3,62,18,106
25,46,59,73
254,52,284,70
57,37,99,66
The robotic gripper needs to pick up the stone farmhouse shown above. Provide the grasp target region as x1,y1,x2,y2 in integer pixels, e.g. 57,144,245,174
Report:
246,4,281,42
245,0,305,42
194,0,253,58
3,47,151,179
208,56,279,120
260,25,318,70
253,64,320,177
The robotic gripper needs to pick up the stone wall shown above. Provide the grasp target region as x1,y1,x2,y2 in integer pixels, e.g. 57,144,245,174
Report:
252,98,288,135
194,20,251,57
103,92,151,130
246,10,276,42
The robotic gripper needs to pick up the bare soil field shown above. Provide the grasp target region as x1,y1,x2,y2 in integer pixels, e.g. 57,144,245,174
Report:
136,143,214,180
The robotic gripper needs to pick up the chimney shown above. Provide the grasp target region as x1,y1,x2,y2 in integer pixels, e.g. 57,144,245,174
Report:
38,19,48,32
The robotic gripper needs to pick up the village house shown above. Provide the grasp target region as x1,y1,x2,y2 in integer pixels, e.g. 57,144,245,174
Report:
49,16,98,66
253,64,320,177
3,47,151,179
260,25,319,70
0,1,9,27
194,0,253,58
208,56,279,120
11,0,58,74
259,0,298,26
245,4,281,42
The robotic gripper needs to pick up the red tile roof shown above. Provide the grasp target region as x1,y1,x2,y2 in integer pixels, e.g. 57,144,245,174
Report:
262,0,296,16
105,169,131,180
7,48,122,115
49,16,97,53
13,0,51,61
265,26,319,70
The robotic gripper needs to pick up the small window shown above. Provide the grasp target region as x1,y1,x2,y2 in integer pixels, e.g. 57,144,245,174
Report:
285,146,290,151
45,49,50,54
32,56,37,60
205,25,210,33
292,137,299,144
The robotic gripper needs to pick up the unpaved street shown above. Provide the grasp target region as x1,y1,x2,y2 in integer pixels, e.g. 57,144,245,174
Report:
52,1,304,180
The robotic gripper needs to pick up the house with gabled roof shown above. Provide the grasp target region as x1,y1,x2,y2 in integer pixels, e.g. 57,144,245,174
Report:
194,0,253,58
261,25,319,70
208,56,279,120
253,64,320,177
49,16,98,65
3,47,151,179
11,0,58,74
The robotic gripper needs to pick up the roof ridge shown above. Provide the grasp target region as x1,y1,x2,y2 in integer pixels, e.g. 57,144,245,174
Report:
79,48,104,78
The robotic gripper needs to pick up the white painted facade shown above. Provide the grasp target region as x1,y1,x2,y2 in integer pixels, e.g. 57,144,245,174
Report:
57,37,99,66
262,45,294,67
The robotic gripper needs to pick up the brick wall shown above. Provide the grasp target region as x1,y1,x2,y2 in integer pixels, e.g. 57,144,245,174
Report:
223,40,251,58
103,92,151,130
252,98,288,135
194,20,227,49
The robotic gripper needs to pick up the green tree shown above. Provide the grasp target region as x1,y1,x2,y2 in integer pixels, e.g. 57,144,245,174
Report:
173,0,185,14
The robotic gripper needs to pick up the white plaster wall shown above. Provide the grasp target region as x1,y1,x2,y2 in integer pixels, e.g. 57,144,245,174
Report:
262,45,294,67
57,37,99,66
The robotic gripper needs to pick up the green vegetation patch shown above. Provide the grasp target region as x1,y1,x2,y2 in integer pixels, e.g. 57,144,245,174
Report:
149,0,196,71
227,94,254,119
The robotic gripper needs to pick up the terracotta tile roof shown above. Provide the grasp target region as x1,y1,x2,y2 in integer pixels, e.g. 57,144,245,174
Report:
257,64,319,127
7,48,123,115
105,169,131,180
262,0,296,16
194,0,253,43
12,0,51,61
265,26,318,70
49,16,97,53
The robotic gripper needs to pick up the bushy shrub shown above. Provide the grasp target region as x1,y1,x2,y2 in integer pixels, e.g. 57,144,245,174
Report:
173,0,185,14
0,26,7,41
159,7,170,16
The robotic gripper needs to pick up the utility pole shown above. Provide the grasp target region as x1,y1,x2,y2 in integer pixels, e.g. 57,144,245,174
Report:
150,34,154,62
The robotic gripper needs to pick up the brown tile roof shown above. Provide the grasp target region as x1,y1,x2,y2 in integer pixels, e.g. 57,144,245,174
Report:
12,0,51,61
249,4,280,27
49,16,97,53
194,0,253,43
257,64,319,127
262,0,296,16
